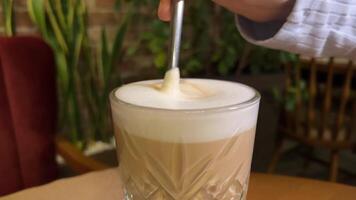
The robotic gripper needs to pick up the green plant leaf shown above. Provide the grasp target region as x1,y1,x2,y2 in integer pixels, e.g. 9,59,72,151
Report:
126,45,138,56
154,52,167,70
27,0,47,36
100,28,110,82
54,0,67,33
46,0,68,53
73,29,84,69
56,51,69,93
272,87,282,102
107,20,128,79
285,97,296,111
3,0,15,36
66,0,75,35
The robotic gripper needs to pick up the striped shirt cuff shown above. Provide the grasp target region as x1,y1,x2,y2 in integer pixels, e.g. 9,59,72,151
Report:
236,0,356,59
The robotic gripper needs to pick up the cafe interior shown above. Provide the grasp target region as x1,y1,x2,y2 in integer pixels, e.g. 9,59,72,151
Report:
1,0,356,199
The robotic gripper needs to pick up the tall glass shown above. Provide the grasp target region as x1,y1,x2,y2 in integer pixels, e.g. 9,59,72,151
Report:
110,82,260,200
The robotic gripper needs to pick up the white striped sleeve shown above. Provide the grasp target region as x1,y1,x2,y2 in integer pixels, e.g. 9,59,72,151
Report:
236,0,356,60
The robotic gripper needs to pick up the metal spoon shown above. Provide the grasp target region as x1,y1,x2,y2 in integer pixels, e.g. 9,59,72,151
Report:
169,0,185,69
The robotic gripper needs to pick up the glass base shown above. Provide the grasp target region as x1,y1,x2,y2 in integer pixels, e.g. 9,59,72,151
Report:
122,184,248,200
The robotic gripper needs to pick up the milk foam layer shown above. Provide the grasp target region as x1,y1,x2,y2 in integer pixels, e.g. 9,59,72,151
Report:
111,70,260,143
115,70,256,110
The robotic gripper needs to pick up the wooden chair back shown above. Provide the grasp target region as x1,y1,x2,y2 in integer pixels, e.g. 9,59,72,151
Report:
281,57,356,149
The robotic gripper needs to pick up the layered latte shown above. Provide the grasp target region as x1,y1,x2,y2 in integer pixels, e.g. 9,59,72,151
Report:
111,68,260,200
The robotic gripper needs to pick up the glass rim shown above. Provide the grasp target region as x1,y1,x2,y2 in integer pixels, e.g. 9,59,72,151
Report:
110,81,261,113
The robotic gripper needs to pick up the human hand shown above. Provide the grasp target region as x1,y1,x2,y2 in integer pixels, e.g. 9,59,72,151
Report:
158,0,295,22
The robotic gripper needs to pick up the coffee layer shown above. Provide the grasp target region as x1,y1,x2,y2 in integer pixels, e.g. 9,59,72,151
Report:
117,127,255,200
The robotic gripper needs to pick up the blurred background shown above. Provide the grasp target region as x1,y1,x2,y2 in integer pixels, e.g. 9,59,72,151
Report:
1,0,355,196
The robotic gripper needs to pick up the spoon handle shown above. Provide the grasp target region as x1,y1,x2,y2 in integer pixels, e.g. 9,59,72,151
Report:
169,0,184,69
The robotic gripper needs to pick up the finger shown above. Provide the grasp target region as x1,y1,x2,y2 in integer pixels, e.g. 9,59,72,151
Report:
158,0,171,21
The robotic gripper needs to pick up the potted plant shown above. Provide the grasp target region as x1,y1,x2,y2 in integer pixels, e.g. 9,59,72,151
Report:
26,0,129,153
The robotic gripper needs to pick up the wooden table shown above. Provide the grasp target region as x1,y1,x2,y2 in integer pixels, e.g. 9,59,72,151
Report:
2,168,356,200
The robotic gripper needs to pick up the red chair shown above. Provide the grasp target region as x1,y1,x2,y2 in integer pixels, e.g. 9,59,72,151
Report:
0,36,58,195
0,36,109,196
